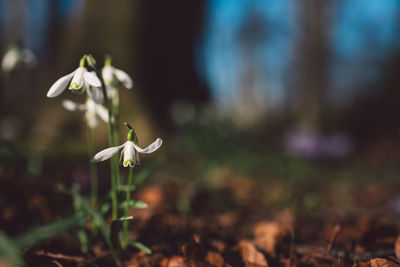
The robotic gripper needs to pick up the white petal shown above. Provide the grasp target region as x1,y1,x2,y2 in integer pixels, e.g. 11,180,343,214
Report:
91,143,126,162
86,84,104,103
86,111,99,128
94,103,114,123
133,138,162,154
84,71,101,87
85,99,99,128
1,49,19,72
46,72,74,98
102,66,114,84
62,100,86,111
106,85,116,99
123,141,135,167
114,68,133,89
69,67,86,90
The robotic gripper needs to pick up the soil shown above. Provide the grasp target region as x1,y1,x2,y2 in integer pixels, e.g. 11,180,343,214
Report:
2,156,400,267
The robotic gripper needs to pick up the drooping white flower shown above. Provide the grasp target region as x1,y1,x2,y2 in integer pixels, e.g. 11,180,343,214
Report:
47,67,101,98
1,46,37,73
62,98,112,128
92,134,162,167
102,65,133,90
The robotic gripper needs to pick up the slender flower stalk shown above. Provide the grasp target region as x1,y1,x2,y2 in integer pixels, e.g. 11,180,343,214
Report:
123,159,134,246
62,96,114,207
47,55,104,207
113,89,120,146
102,56,134,145
86,54,120,220
87,126,98,206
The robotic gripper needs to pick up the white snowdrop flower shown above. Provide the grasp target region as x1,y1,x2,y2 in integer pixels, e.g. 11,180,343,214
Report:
62,98,112,128
1,46,37,73
47,67,101,98
102,65,133,89
1,48,19,72
92,130,162,167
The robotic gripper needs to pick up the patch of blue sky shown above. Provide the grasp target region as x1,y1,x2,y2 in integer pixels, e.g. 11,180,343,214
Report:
201,0,246,105
27,0,49,56
334,0,399,58
331,0,400,104
201,0,294,108
57,0,85,21
0,0,4,39
204,36,241,105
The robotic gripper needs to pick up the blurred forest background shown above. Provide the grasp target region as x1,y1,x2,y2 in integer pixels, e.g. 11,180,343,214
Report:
4,2,400,265
1,0,400,157
1,0,400,211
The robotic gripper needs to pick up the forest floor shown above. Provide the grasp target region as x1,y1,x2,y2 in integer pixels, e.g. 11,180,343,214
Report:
3,156,400,267
2,126,400,266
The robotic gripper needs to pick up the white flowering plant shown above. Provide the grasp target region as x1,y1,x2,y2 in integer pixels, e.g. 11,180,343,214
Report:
46,54,162,263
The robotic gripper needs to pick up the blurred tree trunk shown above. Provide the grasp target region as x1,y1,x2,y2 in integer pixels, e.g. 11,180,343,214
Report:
137,0,210,129
291,0,334,129
236,6,269,127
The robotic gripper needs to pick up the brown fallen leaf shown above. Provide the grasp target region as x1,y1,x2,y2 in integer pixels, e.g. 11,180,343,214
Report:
354,258,400,267
205,251,224,267
253,221,280,257
160,255,204,267
52,260,63,267
134,186,163,223
210,240,226,253
160,256,189,267
239,240,269,267
253,211,293,257
34,250,85,263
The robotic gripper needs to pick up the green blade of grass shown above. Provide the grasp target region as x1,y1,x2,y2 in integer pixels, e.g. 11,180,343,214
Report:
0,232,24,266
131,241,151,254
14,213,86,252
119,200,148,209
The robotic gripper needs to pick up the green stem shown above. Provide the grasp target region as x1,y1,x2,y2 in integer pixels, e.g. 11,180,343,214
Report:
113,89,121,188
87,55,120,220
113,89,120,151
87,126,98,206
123,167,134,247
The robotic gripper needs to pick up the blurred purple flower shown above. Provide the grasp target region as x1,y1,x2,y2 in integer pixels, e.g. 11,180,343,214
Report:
389,196,400,214
284,128,354,159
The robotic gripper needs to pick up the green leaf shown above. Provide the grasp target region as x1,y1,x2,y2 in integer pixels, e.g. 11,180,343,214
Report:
116,216,133,221
131,241,152,254
78,230,89,253
120,200,148,209
15,213,85,252
0,232,24,266
100,201,111,215
117,184,136,192
72,189,122,267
